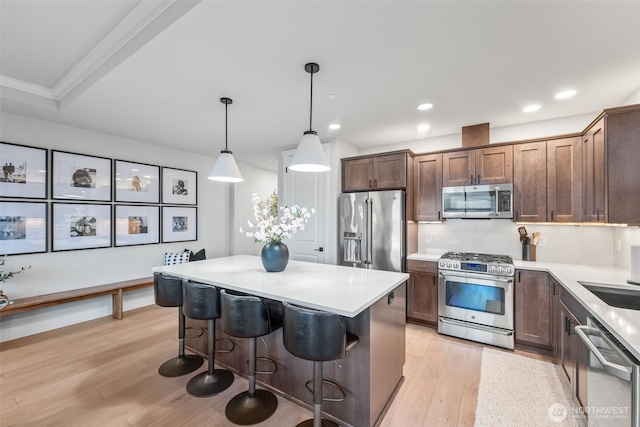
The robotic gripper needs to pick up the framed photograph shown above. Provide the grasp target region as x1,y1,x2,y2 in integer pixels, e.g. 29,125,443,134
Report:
162,206,197,243
52,203,112,251
52,151,112,201
0,142,47,199
115,205,160,247
115,160,160,203
162,167,197,205
0,201,47,255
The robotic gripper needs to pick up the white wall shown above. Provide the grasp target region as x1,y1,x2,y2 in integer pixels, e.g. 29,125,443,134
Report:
0,112,268,342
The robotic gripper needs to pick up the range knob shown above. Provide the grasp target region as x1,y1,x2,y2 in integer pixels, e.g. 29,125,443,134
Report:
439,261,445,268
488,266,496,273
454,263,459,269
506,267,513,275
447,262,452,268
497,267,504,273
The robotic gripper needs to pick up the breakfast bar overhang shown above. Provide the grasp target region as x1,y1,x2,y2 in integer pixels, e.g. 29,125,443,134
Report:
152,255,409,427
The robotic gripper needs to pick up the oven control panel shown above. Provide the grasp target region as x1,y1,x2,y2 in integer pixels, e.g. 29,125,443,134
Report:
438,258,514,277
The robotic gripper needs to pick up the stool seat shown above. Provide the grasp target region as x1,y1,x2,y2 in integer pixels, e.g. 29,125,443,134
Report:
182,280,234,398
283,301,359,427
153,273,203,377
221,289,282,425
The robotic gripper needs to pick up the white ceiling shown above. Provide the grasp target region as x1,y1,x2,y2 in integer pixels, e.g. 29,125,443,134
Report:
1,1,639,170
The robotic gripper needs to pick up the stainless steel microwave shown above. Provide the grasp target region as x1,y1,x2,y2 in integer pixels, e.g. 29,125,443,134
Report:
442,184,513,219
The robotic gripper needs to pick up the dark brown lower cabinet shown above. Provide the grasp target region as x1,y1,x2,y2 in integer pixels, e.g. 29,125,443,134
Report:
556,286,589,421
514,270,553,350
406,260,438,325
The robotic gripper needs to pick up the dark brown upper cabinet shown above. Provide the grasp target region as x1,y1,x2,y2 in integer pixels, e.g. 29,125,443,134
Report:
513,141,547,222
442,145,513,186
342,152,410,192
582,118,606,223
414,153,443,221
547,136,583,223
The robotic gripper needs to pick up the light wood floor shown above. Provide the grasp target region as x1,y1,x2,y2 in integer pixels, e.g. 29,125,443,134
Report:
0,305,550,427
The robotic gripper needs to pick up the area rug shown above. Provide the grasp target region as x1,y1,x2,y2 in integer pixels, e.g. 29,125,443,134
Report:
474,347,583,427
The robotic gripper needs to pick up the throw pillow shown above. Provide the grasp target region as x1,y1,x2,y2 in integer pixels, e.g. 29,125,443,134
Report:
164,252,191,265
190,248,206,262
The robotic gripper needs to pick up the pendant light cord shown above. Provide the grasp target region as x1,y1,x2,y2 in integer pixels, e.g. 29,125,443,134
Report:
309,70,314,132
225,102,229,150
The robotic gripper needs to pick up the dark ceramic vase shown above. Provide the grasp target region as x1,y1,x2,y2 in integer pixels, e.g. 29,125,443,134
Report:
261,242,289,272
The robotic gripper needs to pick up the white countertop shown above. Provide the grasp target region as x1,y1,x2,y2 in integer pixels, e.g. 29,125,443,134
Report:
408,252,640,360
152,255,409,318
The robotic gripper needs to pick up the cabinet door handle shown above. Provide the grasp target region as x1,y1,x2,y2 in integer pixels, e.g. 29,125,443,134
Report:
373,179,377,188
518,271,521,282
369,179,372,188
477,174,481,184
551,210,555,221
516,211,519,221
438,210,441,221
470,174,473,184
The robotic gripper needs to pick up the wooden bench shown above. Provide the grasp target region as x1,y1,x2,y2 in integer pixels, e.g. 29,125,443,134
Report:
0,278,153,319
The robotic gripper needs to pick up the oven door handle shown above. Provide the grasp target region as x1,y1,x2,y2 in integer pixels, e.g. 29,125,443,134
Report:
574,325,632,381
439,271,514,283
438,317,513,336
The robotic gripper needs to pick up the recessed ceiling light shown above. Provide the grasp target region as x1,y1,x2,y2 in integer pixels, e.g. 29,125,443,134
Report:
329,124,341,130
417,124,430,132
418,103,433,111
523,104,541,113
328,94,338,100
555,90,576,100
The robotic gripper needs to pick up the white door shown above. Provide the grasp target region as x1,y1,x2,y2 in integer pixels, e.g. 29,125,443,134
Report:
281,149,326,263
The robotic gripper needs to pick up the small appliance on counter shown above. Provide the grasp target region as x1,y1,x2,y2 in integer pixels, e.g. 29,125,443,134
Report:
437,251,515,349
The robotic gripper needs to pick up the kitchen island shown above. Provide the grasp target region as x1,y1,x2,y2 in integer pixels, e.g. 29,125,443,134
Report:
152,255,409,427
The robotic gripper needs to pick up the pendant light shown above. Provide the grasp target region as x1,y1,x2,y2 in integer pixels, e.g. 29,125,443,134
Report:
208,97,243,182
289,63,331,172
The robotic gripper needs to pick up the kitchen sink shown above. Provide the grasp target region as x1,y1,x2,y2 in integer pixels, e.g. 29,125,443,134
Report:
578,281,640,311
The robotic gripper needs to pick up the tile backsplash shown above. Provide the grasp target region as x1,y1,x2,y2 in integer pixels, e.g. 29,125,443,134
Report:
417,221,640,270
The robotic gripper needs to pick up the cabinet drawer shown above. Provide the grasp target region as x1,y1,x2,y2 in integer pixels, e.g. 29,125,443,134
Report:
406,260,438,274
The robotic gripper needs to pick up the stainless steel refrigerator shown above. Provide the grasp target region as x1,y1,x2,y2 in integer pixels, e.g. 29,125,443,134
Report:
338,190,405,272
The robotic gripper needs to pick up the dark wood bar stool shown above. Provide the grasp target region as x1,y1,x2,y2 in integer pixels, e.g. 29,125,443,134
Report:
153,272,203,377
182,280,234,397
282,302,359,427
220,289,282,425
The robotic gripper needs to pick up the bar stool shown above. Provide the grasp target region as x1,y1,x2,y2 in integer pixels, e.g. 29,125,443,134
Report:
220,289,282,425
182,280,235,397
153,272,203,377
282,302,359,427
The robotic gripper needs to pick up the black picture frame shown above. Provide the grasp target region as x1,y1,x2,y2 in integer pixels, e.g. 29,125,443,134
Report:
52,150,112,201
161,167,197,205
0,201,48,255
0,142,48,199
52,202,112,251
114,160,160,204
114,204,160,247
162,206,197,243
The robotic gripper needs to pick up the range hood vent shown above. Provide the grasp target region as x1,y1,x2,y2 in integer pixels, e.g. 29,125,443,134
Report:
462,122,490,148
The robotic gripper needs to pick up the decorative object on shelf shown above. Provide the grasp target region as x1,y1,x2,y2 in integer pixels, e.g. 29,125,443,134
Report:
0,201,48,255
289,63,330,173
240,190,314,272
52,150,112,201
161,167,197,205
0,255,31,311
0,142,48,199
114,160,160,203
208,97,243,183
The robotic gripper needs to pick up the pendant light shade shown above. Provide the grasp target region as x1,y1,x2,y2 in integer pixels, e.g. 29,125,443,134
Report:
289,63,330,172
208,97,244,182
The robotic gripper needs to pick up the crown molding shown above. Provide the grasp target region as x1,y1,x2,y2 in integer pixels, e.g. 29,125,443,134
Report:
0,75,57,101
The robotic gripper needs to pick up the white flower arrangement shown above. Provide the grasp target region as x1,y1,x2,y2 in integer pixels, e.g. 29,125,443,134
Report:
240,190,314,244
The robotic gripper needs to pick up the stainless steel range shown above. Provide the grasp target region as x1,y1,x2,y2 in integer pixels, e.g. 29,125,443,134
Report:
437,251,515,349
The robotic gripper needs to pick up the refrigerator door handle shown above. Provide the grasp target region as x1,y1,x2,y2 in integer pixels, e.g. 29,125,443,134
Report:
363,198,371,266
368,198,374,264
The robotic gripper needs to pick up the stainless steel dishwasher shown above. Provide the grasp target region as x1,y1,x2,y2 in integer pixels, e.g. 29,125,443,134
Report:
575,318,640,427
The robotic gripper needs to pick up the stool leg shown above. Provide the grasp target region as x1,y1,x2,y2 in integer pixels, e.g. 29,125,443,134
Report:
158,306,203,377
186,318,234,397
295,361,339,427
225,337,278,425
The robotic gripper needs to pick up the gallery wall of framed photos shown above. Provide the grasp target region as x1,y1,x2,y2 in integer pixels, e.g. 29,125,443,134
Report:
0,142,199,256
